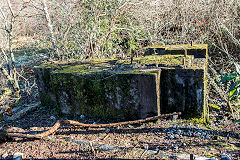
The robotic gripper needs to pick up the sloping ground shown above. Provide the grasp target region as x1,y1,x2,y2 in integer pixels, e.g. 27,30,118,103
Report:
0,106,239,159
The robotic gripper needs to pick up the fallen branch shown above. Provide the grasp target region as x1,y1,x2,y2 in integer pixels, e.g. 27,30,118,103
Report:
4,102,40,121
0,112,181,141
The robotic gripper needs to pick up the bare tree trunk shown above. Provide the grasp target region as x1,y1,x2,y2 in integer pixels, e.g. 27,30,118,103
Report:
6,0,20,94
42,0,59,59
0,48,11,75
0,0,21,98
0,63,19,93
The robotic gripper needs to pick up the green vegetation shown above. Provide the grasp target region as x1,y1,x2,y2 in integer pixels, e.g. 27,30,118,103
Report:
220,63,240,122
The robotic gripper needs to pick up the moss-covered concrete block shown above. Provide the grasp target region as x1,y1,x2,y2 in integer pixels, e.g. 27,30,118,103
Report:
49,70,160,120
34,61,161,120
145,44,208,118
35,44,208,120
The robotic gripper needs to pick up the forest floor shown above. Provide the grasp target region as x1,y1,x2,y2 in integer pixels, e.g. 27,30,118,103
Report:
0,105,239,159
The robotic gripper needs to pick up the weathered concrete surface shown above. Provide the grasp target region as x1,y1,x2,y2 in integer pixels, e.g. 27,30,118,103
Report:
35,66,160,120
34,67,57,107
53,70,160,120
35,44,208,120
160,69,204,116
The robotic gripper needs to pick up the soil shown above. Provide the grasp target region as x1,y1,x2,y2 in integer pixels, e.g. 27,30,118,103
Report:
0,106,239,160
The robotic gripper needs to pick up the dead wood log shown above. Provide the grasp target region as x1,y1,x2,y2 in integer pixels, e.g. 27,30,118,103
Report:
0,112,181,141
4,102,40,121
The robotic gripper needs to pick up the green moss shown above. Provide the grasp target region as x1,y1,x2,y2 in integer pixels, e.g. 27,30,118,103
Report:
138,55,193,66
91,58,112,64
35,62,59,69
146,44,208,50
55,64,92,74
38,52,205,77
187,117,207,126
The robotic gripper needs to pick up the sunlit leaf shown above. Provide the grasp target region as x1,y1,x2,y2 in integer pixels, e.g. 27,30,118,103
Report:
220,73,237,83
229,89,237,100
233,119,240,123
229,80,240,92
209,104,220,110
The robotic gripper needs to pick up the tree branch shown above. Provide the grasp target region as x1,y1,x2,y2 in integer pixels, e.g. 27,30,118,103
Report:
0,112,181,140
42,0,59,59
7,0,15,18
0,63,19,93
0,48,11,75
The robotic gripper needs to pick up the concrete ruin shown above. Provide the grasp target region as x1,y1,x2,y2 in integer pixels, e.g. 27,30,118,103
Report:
35,44,208,120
